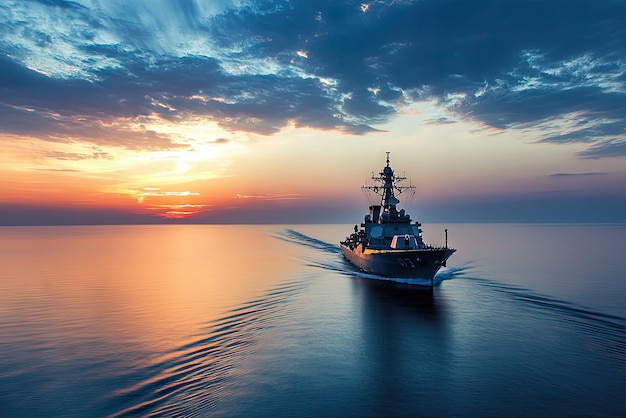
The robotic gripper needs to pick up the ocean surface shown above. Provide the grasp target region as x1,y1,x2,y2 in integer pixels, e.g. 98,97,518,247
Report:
1,223,625,417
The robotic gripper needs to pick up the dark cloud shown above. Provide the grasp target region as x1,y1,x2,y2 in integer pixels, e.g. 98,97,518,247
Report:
1,0,625,155
211,0,626,154
0,103,186,151
540,118,626,145
577,141,626,159
31,0,82,9
0,52,358,141
342,89,395,122
549,172,607,177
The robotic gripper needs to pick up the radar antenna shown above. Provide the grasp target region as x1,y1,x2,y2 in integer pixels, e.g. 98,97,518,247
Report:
361,152,415,209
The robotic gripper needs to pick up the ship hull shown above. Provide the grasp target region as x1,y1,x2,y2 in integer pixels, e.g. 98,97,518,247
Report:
340,243,455,283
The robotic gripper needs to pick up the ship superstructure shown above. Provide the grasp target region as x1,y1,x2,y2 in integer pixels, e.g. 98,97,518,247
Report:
340,153,455,284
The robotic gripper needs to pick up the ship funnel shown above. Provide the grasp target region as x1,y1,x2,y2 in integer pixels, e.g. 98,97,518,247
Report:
369,205,381,223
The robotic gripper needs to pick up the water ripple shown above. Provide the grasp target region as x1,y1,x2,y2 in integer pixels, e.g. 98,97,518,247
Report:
273,229,342,254
461,276,626,370
105,278,309,417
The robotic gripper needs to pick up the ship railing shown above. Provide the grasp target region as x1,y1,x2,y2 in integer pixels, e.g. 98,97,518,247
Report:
425,245,454,250
365,244,452,250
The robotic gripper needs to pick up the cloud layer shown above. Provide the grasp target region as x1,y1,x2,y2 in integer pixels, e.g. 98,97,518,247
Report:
1,0,625,155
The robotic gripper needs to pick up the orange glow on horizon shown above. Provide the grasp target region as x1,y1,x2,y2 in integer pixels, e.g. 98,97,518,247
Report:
2,110,625,224
0,225,299,353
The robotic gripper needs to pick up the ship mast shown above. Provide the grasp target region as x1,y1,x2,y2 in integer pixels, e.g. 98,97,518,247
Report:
362,152,415,211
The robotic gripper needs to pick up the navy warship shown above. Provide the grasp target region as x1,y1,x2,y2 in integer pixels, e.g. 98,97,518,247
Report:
340,153,455,284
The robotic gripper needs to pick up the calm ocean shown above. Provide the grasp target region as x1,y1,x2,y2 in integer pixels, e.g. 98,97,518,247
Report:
1,224,625,417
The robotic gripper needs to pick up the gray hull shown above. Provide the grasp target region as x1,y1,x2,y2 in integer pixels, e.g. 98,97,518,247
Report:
340,243,455,283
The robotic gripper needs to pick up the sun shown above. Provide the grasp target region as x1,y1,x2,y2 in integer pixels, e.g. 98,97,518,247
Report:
86,120,240,219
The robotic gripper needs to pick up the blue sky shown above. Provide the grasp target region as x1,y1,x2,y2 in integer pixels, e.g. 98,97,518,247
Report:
1,0,626,224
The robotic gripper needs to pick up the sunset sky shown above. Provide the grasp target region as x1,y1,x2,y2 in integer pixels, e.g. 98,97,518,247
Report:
1,0,626,224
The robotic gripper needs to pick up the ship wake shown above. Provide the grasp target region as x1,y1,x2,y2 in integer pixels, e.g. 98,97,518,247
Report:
462,276,626,371
273,228,341,254
105,277,310,417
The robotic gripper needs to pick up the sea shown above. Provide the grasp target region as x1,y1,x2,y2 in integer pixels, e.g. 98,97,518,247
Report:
0,223,625,417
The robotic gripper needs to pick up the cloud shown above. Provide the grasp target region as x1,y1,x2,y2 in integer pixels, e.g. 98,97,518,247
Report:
577,141,626,159
35,168,81,172
208,0,626,153
42,150,114,161
539,119,626,145
1,0,625,155
425,117,457,125
235,193,305,200
549,172,607,177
